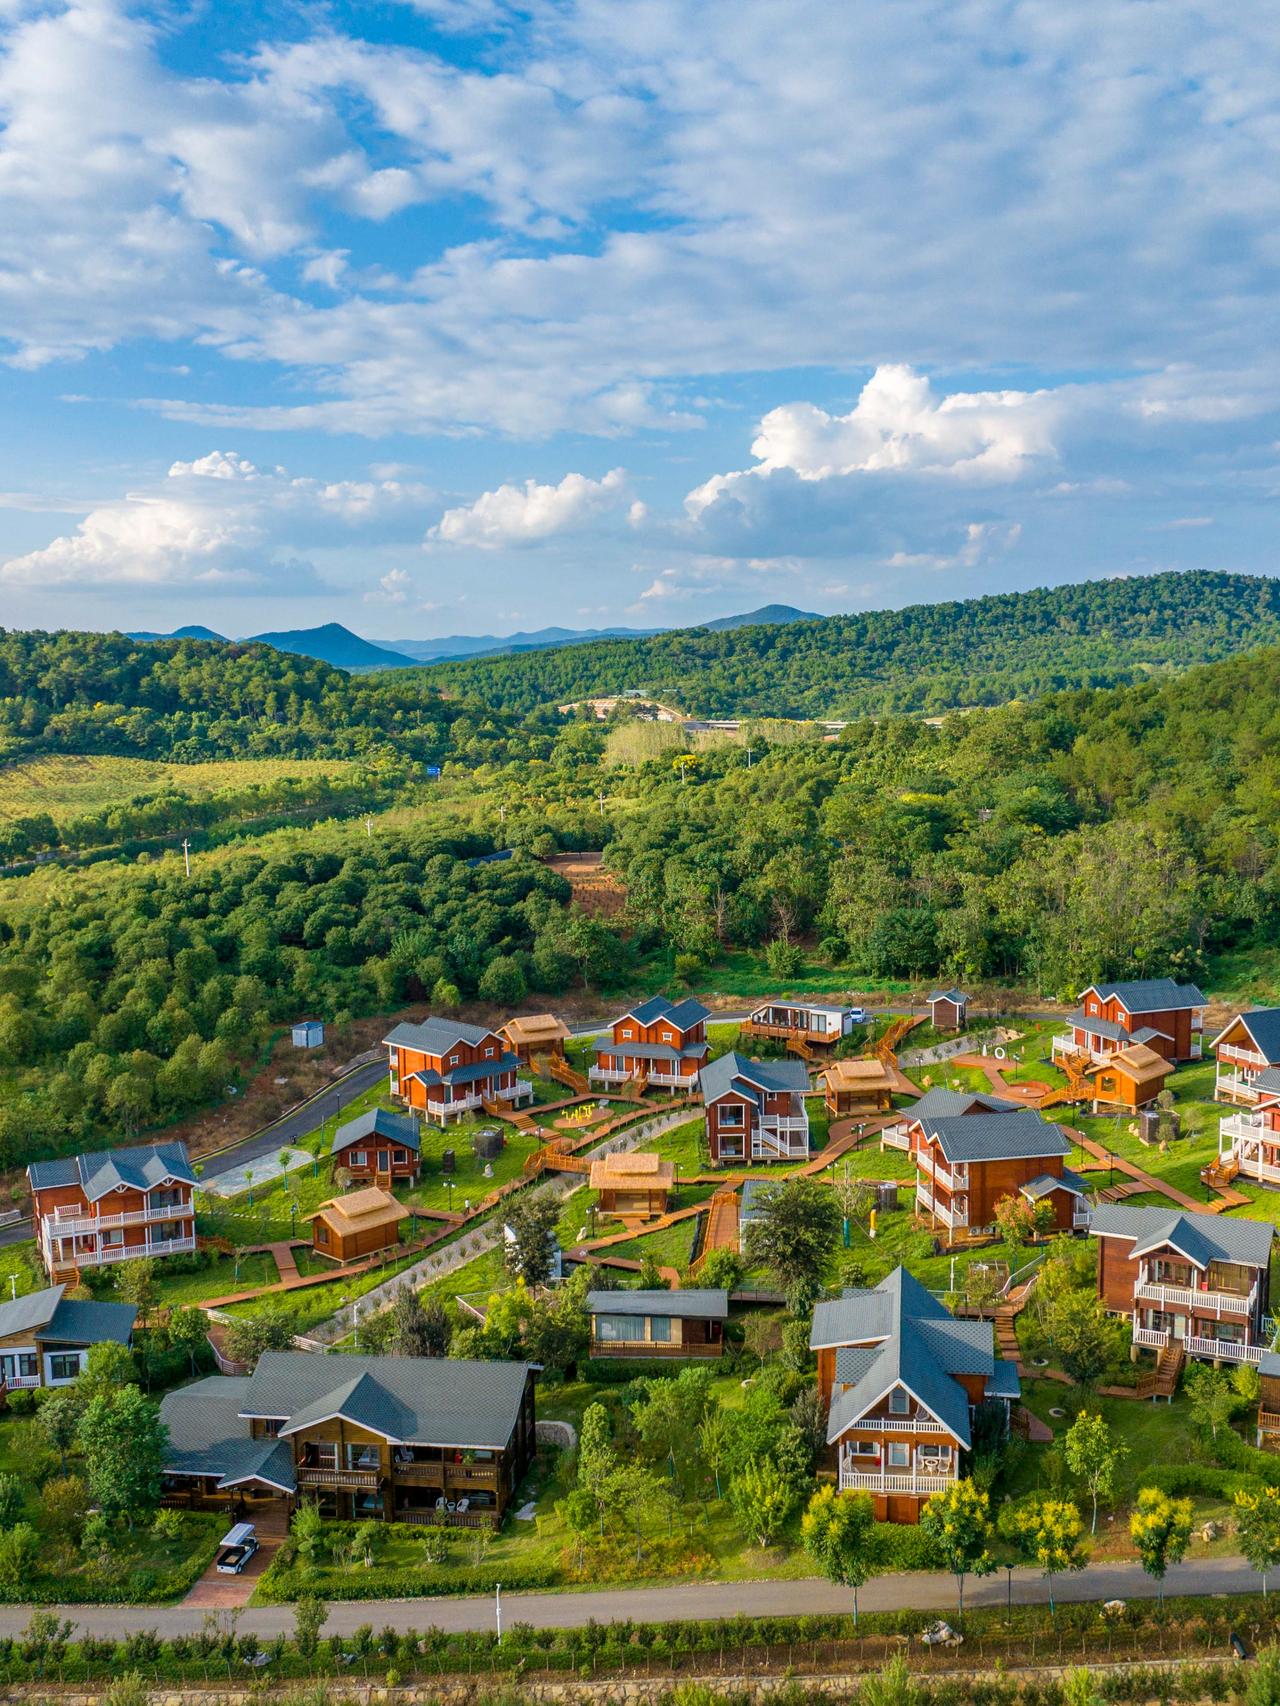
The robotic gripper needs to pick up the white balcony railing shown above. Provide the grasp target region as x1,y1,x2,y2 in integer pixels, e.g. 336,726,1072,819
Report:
846,1415,952,1435
1220,1045,1269,1071
1052,1032,1079,1057
1135,1280,1256,1317
916,1151,967,1188
1222,1112,1268,1145
916,1184,967,1229
1133,1325,1171,1349
2,1374,40,1391
43,1233,196,1267
47,1202,191,1237
881,1124,912,1150
1187,1335,1264,1365
840,1469,954,1495
1218,1072,1263,1105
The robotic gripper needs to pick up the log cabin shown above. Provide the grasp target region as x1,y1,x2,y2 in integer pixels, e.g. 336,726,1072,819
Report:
1213,1010,1280,1105
499,1013,571,1064
1091,1204,1275,1368
741,1000,858,1051
28,1141,197,1282
590,996,710,1093
1053,978,1206,1067
699,1051,811,1164
907,1107,1090,1238
588,1151,675,1218
384,1018,532,1123
926,989,969,1031
159,1353,538,1529
331,1107,422,1184
1216,1067,1280,1188
1078,1041,1174,1114
0,1285,135,1398
809,1266,1019,1523
821,1056,896,1118
880,1087,1018,1152
586,1288,727,1359
310,1187,406,1263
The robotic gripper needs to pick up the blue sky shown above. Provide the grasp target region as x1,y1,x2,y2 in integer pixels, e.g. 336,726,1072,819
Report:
1,0,1279,640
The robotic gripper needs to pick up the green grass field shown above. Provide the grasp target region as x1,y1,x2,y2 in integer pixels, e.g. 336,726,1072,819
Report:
0,753,353,822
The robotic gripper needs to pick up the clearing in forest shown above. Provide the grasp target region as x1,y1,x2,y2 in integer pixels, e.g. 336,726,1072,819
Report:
0,754,352,821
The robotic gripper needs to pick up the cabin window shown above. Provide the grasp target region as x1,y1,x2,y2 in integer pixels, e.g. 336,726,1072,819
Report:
261,1419,283,1438
647,1316,672,1343
347,1443,380,1470
349,1150,367,1167
595,1313,644,1342
888,1388,909,1415
852,1439,877,1456
101,1230,124,1248
718,1105,745,1127
887,1442,910,1468
1208,1261,1254,1296
311,1442,338,1470
449,1054,459,1066
316,1223,330,1245
47,1352,82,1383
393,1150,408,1164
621,1029,634,1040
485,1047,495,1058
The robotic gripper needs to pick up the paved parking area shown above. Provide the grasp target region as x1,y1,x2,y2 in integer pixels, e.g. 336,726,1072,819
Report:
200,1147,314,1197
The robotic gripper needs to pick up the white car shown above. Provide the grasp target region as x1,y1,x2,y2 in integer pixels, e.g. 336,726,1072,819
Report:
215,1522,259,1574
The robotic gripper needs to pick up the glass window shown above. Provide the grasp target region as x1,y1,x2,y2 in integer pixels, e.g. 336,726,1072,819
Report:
316,1223,329,1245
718,1105,744,1126
347,1443,380,1470
485,1047,495,1058
48,1352,81,1382
888,1388,909,1415
595,1313,644,1342
349,1150,367,1167
647,1317,672,1343
888,1442,910,1467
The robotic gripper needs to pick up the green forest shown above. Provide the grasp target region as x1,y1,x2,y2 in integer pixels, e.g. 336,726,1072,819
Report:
421,570,1280,719
4,577,1280,1168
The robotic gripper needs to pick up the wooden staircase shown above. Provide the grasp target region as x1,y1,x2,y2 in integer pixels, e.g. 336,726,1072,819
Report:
691,1189,741,1274
787,1036,815,1062
482,1095,538,1132
875,1013,926,1066
619,1070,649,1101
1137,1340,1184,1401
1036,1051,1092,1111
540,1055,589,1095
522,1140,592,1177
1202,1156,1240,1191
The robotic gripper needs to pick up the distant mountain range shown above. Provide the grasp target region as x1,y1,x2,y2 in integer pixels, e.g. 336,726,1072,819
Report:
126,604,820,673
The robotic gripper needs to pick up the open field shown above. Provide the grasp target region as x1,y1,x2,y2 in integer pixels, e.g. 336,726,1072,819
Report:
0,753,354,821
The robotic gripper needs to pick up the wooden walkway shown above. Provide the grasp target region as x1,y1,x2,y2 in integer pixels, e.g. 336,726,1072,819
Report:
949,1053,1051,1105
691,1190,739,1275
1070,1129,1249,1213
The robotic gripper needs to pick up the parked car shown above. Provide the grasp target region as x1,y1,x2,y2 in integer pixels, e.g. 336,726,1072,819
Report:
215,1521,259,1574
847,1007,869,1025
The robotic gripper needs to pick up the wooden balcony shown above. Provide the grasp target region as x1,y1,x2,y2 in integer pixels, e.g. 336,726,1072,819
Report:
839,1469,953,1495
590,1338,722,1359
1258,1409,1280,1436
396,1507,499,1531
296,1466,382,1490
1187,1334,1264,1365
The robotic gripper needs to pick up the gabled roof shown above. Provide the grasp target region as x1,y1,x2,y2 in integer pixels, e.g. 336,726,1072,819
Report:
160,1377,297,1494
1020,1167,1090,1201
332,1107,420,1155
383,1017,497,1054
281,1369,419,1442
1089,1203,1275,1269
1085,1042,1173,1087
928,988,969,1005
586,1288,728,1320
239,1351,533,1450
38,1297,136,1346
588,1152,675,1191
500,1013,571,1046
1253,1067,1280,1100
822,1057,895,1091
1068,1011,1167,1045
617,995,710,1031
312,1187,405,1235
914,1108,1070,1165
408,1052,522,1086
901,1087,1019,1121
1214,1009,1280,1063
1080,979,1206,1013
699,1051,809,1106
0,1285,65,1340
810,1265,951,1349
28,1140,195,1201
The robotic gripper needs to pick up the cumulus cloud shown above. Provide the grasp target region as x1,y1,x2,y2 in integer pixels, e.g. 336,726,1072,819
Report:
885,521,1023,573
0,453,434,590
428,468,639,547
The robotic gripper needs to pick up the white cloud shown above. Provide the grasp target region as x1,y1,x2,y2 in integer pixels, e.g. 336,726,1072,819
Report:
428,467,636,547
0,453,434,590
369,567,413,602
685,366,1063,516
885,520,1022,573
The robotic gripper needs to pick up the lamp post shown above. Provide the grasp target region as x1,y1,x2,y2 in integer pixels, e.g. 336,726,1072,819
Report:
1006,1564,1013,1612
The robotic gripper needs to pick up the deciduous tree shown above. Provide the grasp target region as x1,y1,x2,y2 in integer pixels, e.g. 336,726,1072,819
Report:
801,1484,876,1624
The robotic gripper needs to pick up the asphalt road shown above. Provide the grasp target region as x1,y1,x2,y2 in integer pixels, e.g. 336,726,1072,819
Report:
199,1060,388,1181
0,1556,1263,1638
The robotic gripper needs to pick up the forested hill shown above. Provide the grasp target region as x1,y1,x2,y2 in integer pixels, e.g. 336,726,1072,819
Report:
422,570,1280,719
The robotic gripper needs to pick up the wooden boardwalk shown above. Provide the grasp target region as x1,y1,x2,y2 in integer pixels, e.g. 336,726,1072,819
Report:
1070,1128,1249,1213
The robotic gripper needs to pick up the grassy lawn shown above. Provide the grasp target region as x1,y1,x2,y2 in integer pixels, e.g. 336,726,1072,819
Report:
0,753,352,823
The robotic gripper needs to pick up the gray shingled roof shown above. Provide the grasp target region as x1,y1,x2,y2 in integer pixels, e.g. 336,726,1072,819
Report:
407,1052,523,1087
160,1377,296,1493
28,1140,195,1201
1083,979,1206,1012
0,1286,64,1339
987,1359,1022,1400
587,1289,729,1321
1254,1067,1280,1097
38,1298,136,1346
916,1108,1070,1164
1020,1167,1090,1201
699,1051,809,1107
332,1107,420,1155
903,1088,1019,1121
239,1351,533,1450
1089,1204,1275,1269
810,1266,951,1349
598,1040,709,1065
1216,1009,1280,1063
928,989,969,1005
1068,1011,1165,1045
620,996,710,1030
383,1017,495,1053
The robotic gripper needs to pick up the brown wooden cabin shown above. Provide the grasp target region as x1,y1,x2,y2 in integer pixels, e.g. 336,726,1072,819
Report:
822,1056,895,1117
1055,978,1206,1067
28,1141,197,1282
1258,1350,1280,1450
699,1051,811,1164
160,1354,538,1530
906,1106,1088,1240
331,1107,422,1184
0,1285,136,1399
384,1017,531,1123
499,1013,571,1063
1213,1010,1280,1105
1080,1041,1173,1114
586,1288,727,1359
590,995,709,1093
310,1187,405,1263
741,1001,855,1048
588,1151,675,1218
926,989,969,1032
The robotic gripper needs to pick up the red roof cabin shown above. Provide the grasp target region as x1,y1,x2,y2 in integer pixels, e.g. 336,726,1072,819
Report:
590,996,709,1095
384,1018,531,1124
1053,978,1206,1068
28,1141,196,1283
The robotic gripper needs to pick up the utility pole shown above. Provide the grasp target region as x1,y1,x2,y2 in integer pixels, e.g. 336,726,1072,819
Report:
598,791,606,816
365,815,373,839
181,838,191,877
746,747,754,768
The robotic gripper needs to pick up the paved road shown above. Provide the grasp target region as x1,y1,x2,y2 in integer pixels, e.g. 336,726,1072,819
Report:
0,1556,1262,1639
200,1061,387,1180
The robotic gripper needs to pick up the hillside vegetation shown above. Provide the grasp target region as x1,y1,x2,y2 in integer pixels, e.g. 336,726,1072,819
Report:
422,570,1280,718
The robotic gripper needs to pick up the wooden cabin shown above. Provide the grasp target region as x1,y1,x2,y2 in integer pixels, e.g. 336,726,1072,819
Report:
699,1052,811,1164
385,1017,532,1123
1053,978,1206,1067
926,989,969,1032
0,1285,135,1398
1257,1350,1280,1450
160,1353,538,1529
810,1267,1018,1524
499,1013,571,1064
28,1141,197,1282
742,1001,857,1050
1091,1204,1275,1368
586,1289,727,1359
1213,1010,1280,1105
591,996,709,1093
1079,1042,1174,1114
588,1151,675,1217
310,1187,405,1263
906,1107,1090,1239
1216,1068,1280,1188
822,1056,895,1117
331,1108,422,1184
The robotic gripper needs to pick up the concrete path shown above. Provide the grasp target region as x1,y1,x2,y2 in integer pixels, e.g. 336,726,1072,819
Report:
0,1554,1267,1639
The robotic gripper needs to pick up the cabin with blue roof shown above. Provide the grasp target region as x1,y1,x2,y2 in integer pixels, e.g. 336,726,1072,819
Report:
590,995,710,1095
